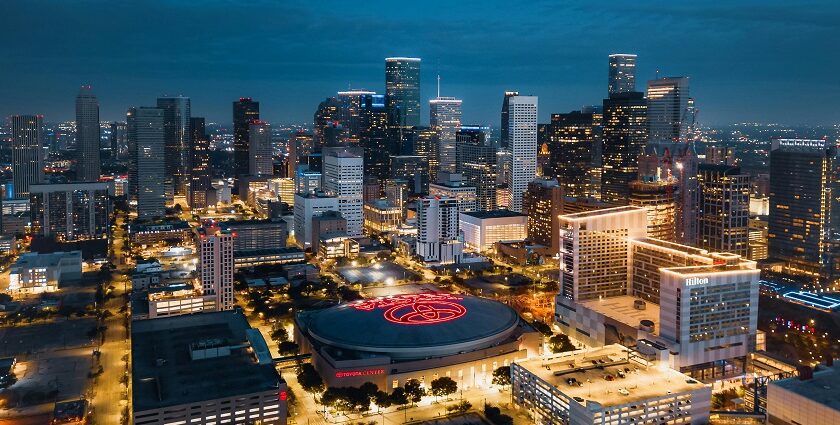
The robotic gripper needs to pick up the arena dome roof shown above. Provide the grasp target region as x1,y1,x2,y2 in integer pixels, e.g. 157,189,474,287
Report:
303,293,521,359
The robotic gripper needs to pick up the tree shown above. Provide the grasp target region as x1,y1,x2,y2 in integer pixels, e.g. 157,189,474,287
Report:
446,400,471,414
270,327,289,343
297,364,324,400
548,334,576,353
429,377,458,401
491,366,511,388
403,379,425,405
389,388,409,408
278,341,299,356
374,390,392,412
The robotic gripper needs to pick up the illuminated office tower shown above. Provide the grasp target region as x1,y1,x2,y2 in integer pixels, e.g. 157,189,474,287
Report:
189,117,210,210
75,85,100,181
503,95,538,212
600,92,647,204
11,115,44,198
385,57,421,128
768,139,839,282
629,179,678,241
233,97,259,178
608,53,637,95
314,96,341,149
429,96,462,174
337,90,376,144
29,181,111,241
456,126,497,211
389,155,427,195
359,94,391,182
248,121,273,176
647,77,689,144
546,111,596,198
110,121,127,160
697,164,750,257
410,126,439,184
157,96,191,197
127,107,166,219
322,148,364,237
499,91,519,149
198,227,235,311
522,178,563,254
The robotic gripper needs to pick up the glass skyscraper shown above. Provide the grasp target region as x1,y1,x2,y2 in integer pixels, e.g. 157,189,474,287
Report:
385,57,421,128
233,97,260,178
608,53,637,95
75,85,101,182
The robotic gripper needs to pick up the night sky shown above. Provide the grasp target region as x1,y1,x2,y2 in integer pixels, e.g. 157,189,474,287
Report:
2,0,839,126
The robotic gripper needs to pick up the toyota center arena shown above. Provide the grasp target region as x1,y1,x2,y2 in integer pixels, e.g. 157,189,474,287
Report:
295,293,541,389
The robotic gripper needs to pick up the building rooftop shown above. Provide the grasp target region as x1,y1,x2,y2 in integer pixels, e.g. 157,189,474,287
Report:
131,311,282,412
516,345,707,407
561,206,645,220
770,364,840,411
12,251,81,269
461,209,527,220
578,296,660,336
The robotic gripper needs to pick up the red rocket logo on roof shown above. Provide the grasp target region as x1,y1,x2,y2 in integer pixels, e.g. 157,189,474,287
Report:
350,293,466,325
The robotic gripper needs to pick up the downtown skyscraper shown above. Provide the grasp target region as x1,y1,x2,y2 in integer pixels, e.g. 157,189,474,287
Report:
608,54,637,95
11,114,44,198
75,85,100,182
600,92,647,205
233,97,260,179
248,120,273,176
429,96,462,174
385,57,421,128
189,117,211,210
456,126,497,211
647,77,690,143
157,96,191,198
546,111,597,198
503,94,538,212
322,147,364,237
127,107,166,219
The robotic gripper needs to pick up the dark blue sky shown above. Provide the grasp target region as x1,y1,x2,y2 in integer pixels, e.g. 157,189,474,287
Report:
2,0,839,126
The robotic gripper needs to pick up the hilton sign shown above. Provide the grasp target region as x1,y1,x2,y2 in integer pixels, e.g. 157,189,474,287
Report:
684,277,709,286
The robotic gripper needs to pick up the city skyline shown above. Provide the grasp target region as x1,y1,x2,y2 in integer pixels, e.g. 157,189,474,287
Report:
2,1,839,126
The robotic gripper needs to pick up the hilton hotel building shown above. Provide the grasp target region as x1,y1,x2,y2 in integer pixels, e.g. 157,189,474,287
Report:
555,206,759,380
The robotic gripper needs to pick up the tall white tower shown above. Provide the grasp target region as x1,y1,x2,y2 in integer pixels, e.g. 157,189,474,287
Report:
504,95,538,212
322,148,364,237
429,96,462,174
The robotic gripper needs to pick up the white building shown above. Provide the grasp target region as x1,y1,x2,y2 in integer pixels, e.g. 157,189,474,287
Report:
249,120,273,176
504,95,538,212
459,210,527,252
429,96,462,174
198,228,235,311
767,364,840,425
9,251,82,294
429,173,477,214
512,345,711,425
554,207,760,378
416,196,463,264
322,149,364,237
293,192,339,249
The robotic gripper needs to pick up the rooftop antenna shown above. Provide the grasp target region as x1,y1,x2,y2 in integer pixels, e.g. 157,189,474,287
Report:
437,74,441,98
655,69,660,79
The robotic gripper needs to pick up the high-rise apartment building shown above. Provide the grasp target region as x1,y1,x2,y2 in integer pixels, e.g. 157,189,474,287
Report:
75,85,100,182
233,97,260,178
189,117,211,210
198,227,235,311
157,96,191,197
600,92,647,204
11,114,44,198
456,126,497,211
523,178,563,254
768,139,839,282
29,182,111,241
322,148,364,237
607,54,637,95
546,111,596,198
248,121,273,176
647,77,690,144
416,196,462,264
697,164,750,257
127,107,166,219
503,95,538,212
429,96,462,174
385,57,421,128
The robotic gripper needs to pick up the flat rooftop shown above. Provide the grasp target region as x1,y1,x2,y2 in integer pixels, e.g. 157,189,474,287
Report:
578,296,660,335
560,206,645,220
461,209,526,220
517,345,706,407
131,311,281,412
771,364,840,411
